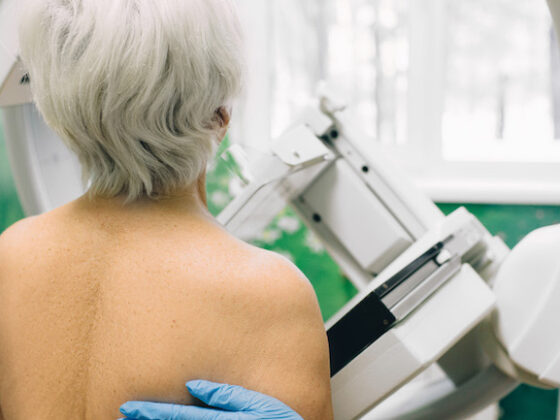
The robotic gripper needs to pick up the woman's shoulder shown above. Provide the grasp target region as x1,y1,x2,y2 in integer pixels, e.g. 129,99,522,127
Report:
0,216,45,289
0,203,70,247
0,203,81,275
213,242,318,307
0,216,40,261
206,246,333,419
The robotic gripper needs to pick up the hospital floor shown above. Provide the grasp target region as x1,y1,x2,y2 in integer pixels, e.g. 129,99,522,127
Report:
1,132,558,419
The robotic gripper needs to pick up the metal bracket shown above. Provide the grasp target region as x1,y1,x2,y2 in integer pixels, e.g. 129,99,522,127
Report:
271,124,333,167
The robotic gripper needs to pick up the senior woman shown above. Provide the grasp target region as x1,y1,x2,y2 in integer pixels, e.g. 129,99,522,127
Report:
0,0,333,419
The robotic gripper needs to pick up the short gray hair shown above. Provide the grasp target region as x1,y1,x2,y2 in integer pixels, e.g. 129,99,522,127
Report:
19,0,244,201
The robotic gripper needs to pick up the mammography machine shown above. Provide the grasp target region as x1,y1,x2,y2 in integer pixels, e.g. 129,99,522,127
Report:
3,0,560,418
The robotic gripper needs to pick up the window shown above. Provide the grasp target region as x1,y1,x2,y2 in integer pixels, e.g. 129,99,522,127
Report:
268,0,409,144
233,0,560,204
443,1,560,162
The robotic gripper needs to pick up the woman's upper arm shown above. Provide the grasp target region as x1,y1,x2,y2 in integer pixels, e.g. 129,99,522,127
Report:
0,222,20,287
0,222,31,420
237,253,334,420
0,218,34,282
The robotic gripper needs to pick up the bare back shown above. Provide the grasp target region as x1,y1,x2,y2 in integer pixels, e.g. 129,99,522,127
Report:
0,197,332,419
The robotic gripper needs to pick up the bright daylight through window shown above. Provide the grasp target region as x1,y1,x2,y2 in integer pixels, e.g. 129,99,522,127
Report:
235,0,560,203
443,1,560,162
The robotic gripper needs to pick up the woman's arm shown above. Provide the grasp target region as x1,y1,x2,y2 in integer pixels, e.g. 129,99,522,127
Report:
229,253,334,420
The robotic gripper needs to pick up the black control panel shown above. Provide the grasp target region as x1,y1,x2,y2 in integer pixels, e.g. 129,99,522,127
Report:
328,293,395,376
328,242,446,377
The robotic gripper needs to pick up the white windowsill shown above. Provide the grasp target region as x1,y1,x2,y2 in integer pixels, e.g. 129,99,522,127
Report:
414,175,560,205
374,141,560,205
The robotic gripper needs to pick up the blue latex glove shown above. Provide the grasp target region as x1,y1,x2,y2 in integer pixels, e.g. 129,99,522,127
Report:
119,380,303,420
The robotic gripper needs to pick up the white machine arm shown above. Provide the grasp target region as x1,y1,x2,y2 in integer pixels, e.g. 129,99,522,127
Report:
214,90,560,418
215,100,518,419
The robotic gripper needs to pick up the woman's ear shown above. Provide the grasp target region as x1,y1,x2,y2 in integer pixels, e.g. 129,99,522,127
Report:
216,107,231,127
215,107,231,143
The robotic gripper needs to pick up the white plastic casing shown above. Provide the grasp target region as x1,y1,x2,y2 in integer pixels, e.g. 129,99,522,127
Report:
328,209,497,419
2,104,83,215
302,159,413,274
331,264,496,420
0,0,32,106
271,124,331,167
492,224,560,387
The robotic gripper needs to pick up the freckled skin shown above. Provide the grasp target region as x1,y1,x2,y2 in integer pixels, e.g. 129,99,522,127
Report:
0,188,333,420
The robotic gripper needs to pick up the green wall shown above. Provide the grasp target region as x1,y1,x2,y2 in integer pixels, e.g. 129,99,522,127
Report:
0,119,558,418
0,126,24,230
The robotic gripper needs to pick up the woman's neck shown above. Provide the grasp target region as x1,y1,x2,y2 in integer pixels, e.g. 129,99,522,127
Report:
75,178,211,221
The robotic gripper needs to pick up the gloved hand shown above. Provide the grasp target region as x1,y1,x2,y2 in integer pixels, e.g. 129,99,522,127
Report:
119,380,303,420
